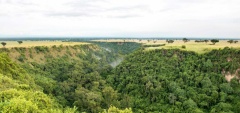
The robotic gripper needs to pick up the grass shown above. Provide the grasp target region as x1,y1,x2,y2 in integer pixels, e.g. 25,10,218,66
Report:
0,41,89,48
2,39,239,54
93,39,240,54
146,40,240,54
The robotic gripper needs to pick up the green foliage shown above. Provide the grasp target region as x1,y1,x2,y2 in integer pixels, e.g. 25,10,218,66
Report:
17,41,23,44
0,53,34,86
34,46,49,53
0,53,77,113
166,39,174,43
108,48,240,112
204,40,209,43
2,43,240,113
143,44,165,47
93,42,141,55
14,47,26,53
210,39,219,45
18,54,26,62
182,45,186,49
102,106,133,113
228,40,234,44
1,42,6,47
183,38,190,43
227,40,238,44
19,45,126,112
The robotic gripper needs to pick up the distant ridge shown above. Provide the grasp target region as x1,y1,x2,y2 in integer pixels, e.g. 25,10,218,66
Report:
0,37,240,41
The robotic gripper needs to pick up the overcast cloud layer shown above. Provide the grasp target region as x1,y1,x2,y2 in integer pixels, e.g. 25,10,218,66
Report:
0,0,240,38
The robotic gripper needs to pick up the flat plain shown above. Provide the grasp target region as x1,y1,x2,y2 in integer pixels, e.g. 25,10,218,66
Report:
93,39,240,54
0,41,89,48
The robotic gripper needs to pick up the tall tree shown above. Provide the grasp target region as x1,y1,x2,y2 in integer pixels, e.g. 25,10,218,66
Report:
227,40,234,44
204,40,209,43
210,39,219,45
167,40,174,43
17,41,23,44
1,42,6,47
183,38,190,43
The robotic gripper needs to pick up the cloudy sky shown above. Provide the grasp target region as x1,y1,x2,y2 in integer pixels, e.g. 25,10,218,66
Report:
0,0,240,38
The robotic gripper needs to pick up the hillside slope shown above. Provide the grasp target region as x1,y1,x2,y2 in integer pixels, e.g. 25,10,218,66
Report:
0,42,139,112
2,41,240,113
108,47,240,112
0,53,78,113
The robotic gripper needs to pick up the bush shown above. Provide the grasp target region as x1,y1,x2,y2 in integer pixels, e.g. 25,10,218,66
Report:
34,46,49,53
182,45,186,49
18,54,26,62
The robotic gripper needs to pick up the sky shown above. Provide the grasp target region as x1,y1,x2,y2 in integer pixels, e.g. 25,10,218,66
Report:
0,0,240,38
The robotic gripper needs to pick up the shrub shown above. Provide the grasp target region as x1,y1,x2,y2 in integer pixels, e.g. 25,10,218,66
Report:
182,45,186,49
18,54,26,62
34,46,49,53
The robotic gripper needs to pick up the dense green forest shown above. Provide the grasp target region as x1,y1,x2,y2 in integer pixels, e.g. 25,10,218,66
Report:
1,42,240,112
0,53,78,112
0,42,139,112
108,47,240,112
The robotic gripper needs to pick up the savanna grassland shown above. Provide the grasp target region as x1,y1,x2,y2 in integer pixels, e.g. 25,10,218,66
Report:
93,39,240,54
0,41,89,48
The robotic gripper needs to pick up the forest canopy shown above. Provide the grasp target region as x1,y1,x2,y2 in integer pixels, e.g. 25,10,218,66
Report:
1,42,240,112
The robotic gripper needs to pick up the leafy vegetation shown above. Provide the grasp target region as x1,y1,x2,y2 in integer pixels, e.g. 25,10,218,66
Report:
1,42,6,47
107,47,240,112
0,53,77,113
181,45,186,49
182,38,190,43
211,39,219,45
1,41,240,112
17,41,23,44
227,40,238,44
0,43,139,112
143,44,166,47
166,39,174,43
93,42,141,55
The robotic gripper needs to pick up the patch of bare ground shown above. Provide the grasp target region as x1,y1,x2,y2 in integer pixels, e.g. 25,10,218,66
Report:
222,68,240,82
221,57,240,82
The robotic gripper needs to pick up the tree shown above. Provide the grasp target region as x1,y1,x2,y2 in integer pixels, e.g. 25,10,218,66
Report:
183,38,190,43
211,102,233,113
182,45,186,49
195,40,204,43
220,83,233,94
1,42,6,47
17,41,23,44
168,93,177,105
183,98,197,109
102,106,132,113
204,40,209,43
210,39,219,45
227,40,234,44
167,40,174,43
102,86,119,107
227,40,238,44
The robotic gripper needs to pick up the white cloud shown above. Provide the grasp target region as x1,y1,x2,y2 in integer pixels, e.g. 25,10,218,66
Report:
0,0,240,38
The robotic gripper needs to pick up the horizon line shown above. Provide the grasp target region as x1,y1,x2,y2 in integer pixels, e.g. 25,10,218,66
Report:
0,36,240,39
